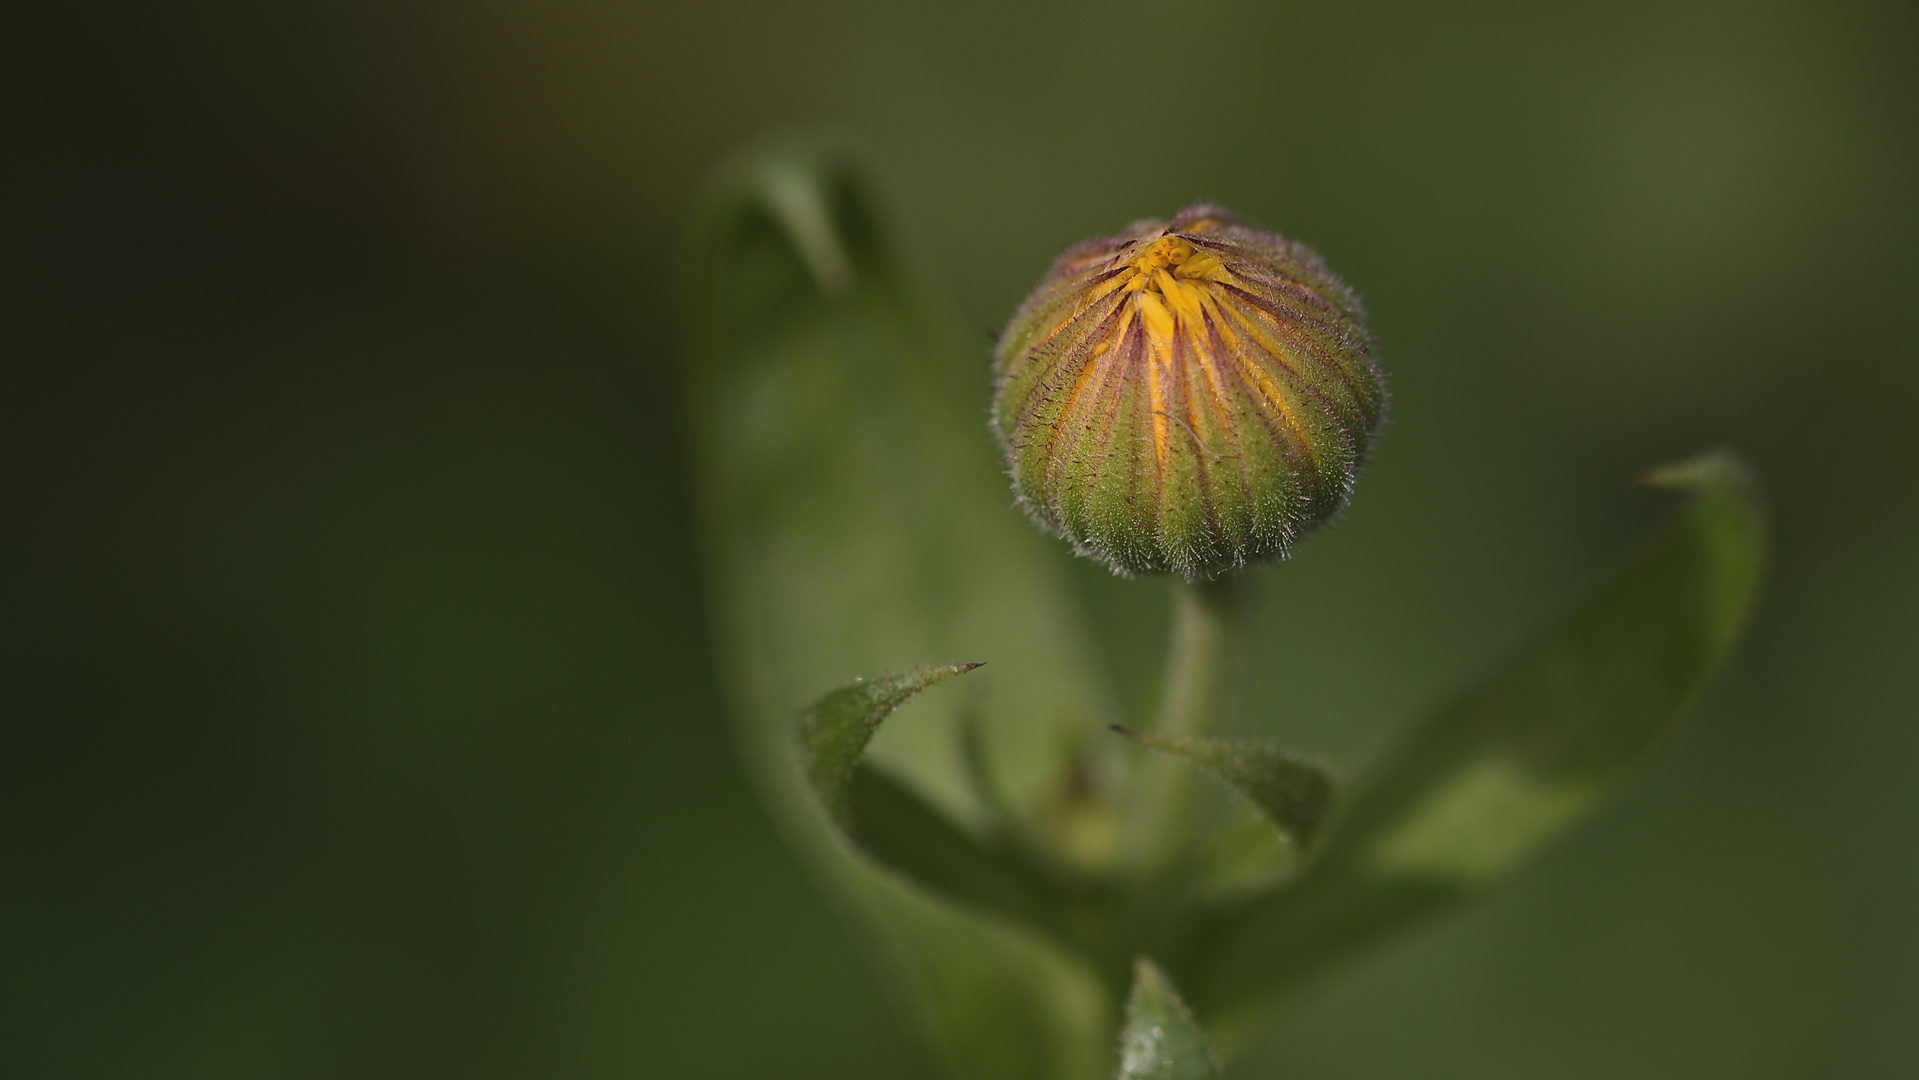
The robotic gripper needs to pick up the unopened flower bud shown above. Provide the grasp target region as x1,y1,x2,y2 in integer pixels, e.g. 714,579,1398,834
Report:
992,205,1386,580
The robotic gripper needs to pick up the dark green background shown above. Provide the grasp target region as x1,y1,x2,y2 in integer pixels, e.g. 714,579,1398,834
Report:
9,0,1916,1076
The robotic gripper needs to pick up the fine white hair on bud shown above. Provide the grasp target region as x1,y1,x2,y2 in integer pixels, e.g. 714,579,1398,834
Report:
991,205,1386,580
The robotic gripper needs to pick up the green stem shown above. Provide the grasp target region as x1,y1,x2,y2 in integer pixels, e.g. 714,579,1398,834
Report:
1141,574,1253,870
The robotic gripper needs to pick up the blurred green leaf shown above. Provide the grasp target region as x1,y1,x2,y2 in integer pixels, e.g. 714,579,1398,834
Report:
1117,959,1220,1080
681,137,1115,1080
1113,728,1335,850
1179,451,1765,1030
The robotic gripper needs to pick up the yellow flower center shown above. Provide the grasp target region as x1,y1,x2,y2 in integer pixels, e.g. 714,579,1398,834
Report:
1116,236,1234,467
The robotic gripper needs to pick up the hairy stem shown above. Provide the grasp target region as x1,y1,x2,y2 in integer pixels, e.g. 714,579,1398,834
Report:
1141,574,1254,870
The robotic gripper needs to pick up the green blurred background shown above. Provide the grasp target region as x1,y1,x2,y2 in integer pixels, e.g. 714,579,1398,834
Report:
9,0,1917,1076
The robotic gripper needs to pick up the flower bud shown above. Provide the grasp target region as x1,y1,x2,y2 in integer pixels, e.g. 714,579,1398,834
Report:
991,205,1386,580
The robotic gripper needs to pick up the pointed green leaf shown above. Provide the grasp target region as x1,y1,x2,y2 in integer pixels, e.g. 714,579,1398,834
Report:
1113,727,1334,849
846,765,1046,918
796,664,982,827
1117,959,1220,1080
682,139,1114,1080
1181,451,1765,1027
792,664,1054,922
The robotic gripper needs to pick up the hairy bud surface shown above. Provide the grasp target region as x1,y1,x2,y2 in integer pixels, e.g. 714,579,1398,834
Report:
992,205,1387,579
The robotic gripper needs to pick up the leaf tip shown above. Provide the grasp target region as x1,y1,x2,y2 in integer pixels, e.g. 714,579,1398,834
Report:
1638,447,1759,500
1119,956,1219,1079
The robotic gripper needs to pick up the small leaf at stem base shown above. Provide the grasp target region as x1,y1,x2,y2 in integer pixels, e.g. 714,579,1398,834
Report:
1114,727,1335,849
1117,958,1220,1079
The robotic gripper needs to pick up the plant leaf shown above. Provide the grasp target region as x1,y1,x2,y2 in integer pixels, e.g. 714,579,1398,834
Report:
1117,958,1220,1080
1180,450,1765,1028
682,137,1114,1080
846,765,1048,918
791,664,1055,921
1112,727,1334,849
796,664,982,827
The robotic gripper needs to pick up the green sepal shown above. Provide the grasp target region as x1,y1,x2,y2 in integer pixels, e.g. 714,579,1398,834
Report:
1116,958,1220,1080
1112,727,1335,849
1180,450,1765,1027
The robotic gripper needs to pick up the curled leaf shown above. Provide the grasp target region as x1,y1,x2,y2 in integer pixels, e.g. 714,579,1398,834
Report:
1181,449,1766,1023
795,663,982,827
1113,727,1335,849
